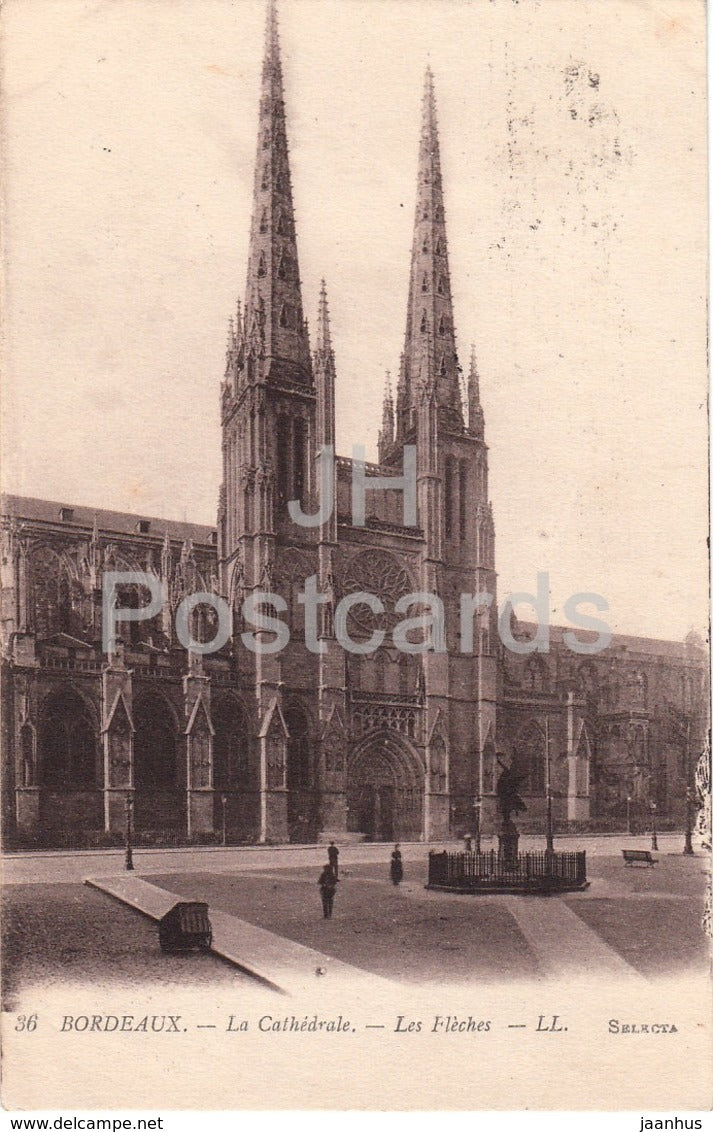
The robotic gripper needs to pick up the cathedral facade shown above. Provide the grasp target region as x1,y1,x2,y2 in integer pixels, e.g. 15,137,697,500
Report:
1,3,707,849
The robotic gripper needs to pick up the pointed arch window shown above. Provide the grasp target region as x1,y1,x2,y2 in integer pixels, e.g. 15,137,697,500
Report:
259,210,268,233
276,212,288,235
459,460,468,541
435,236,443,255
435,205,444,221
276,415,291,506
263,129,271,149
285,706,310,791
257,252,267,278
513,723,546,795
524,657,549,693
437,275,447,295
439,354,447,376
279,304,288,327
421,274,429,293
277,253,288,280
374,649,387,690
213,699,249,791
420,311,428,333
438,314,447,336
275,171,284,192
40,689,97,791
444,457,456,539
293,417,307,508
421,238,429,253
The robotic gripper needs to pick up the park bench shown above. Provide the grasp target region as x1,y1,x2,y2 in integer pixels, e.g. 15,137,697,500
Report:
622,849,657,867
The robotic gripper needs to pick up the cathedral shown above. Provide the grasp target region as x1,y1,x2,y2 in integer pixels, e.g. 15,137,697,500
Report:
1,2,707,849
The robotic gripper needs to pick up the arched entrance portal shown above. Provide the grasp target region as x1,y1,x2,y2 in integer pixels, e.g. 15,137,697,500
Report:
39,688,96,792
212,697,252,841
133,694,184,831
38,687,100,837
347,732,423,841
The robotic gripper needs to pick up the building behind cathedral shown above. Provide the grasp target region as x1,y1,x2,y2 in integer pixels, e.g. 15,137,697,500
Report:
1,3,707,849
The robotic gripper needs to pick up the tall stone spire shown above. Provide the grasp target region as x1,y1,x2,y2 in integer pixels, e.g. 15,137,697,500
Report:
399,68,463,435
243,0,312,387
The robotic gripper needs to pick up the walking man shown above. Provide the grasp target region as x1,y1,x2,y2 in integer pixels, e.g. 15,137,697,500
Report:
318,862,338,919
327,840,339,879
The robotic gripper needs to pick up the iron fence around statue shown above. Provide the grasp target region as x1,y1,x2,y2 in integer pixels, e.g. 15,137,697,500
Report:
427,848,587,893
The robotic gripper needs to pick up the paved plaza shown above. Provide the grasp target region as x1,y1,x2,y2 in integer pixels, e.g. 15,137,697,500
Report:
2,834,710,1002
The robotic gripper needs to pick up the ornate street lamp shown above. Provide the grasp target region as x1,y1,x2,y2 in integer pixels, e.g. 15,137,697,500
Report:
125,792,134,872
626,795,632,835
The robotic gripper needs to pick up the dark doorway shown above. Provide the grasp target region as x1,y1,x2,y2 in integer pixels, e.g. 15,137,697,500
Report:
346,738,422,841
133,695,183,831
39,689,96,791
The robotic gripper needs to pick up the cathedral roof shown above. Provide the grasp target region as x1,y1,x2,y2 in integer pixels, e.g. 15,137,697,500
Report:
2,494,217,549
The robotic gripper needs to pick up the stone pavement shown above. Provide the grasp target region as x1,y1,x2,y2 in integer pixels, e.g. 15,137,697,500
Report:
87,873,399,996
499,894,644,981
4,834,706,993
3,832,695,885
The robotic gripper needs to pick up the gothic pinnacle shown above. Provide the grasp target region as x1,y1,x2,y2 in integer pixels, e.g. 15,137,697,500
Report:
382,371,394,429
378,371,395,462
315,280,333,356
468,345,485,438
314,279,336,450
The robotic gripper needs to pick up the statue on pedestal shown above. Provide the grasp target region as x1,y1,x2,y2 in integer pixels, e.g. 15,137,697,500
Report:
496,754,527,869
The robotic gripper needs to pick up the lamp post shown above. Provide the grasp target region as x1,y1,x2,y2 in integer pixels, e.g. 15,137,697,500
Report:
683,720,694,856
473,793,482,856
650,801,658,852
545,718,554,853
683,786,694,856
221,794,227,847
626,795,632,835
124,792,134,872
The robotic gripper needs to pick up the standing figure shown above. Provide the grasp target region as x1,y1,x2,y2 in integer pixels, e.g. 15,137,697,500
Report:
327,840,339,879
318,862,338,919
495,755,527,825
390,843,403,886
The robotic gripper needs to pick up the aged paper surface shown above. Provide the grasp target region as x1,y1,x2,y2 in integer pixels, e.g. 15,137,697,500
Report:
1,0,710,1114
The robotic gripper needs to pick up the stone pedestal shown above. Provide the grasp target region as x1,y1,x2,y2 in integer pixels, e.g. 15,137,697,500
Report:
15,787,40,836
498,821,519,869
104,788,131,834
320,791,347,834
188,789,214,837
262,789,289,843
426,793,450,840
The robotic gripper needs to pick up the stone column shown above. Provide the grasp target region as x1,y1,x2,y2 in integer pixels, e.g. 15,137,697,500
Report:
184,656,215,838
101,645,134,833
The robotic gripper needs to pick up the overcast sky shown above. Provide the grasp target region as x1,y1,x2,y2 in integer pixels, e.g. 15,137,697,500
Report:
2,0,707,641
